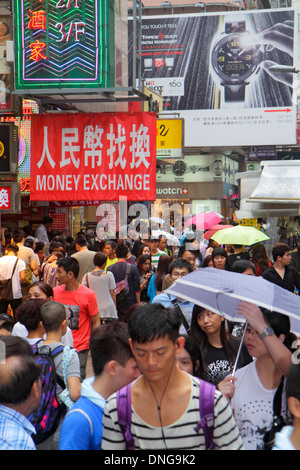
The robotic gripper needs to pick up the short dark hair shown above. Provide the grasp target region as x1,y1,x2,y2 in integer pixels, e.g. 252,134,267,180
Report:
128,303,182,345
28,281,54,299
272,243,290,262
116,243,129,259
286,362,300,401
231,259,256,274
211,247,228,260
41,301,66,332
74,234,88,247
12,230,25,244
57,257,79,278
0,336,41,405
42,216,53,225
168,258,194,275
15,299,48,331
93,251,107,268
6,244,18,255
89,322,133,376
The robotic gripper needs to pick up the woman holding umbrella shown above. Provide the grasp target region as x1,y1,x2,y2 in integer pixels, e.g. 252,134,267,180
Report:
230,301,296,450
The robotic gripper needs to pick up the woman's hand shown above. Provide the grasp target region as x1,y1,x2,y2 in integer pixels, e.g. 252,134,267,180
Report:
217,375,237,401
236,301,267,336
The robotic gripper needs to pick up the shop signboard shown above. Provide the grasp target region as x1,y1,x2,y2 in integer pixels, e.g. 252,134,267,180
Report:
30,112,157,202
14,0,111,89
157,118,183,159
129,8,297,147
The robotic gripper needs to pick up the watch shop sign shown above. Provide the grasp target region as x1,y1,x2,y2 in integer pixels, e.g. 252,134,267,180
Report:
30,112,157,202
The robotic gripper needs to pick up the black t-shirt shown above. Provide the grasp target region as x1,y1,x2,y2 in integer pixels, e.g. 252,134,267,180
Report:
203,335,252,386
227,252,250,269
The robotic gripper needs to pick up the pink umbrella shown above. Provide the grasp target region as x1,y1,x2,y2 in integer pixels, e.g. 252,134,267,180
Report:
185,212,223,230
203,224,233,240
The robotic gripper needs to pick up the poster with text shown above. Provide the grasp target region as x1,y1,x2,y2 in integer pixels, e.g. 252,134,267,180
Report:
128,8,297,146
30,112,157,202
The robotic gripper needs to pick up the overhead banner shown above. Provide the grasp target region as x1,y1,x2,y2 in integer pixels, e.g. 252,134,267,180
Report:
129,8,297,147
30,112,157,202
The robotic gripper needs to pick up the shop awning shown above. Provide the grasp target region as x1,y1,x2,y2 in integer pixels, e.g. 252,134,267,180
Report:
248,161,300,204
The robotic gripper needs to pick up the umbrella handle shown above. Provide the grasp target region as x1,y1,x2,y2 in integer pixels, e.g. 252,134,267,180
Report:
231,321,248,378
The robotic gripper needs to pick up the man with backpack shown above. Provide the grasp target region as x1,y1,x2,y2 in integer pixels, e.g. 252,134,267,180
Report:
101,303,244,450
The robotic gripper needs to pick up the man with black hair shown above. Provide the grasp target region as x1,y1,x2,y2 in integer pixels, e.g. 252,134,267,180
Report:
0,244,26,317
101,303,243,450
262,242,300,293
53,257,100,380
71,234,97,283
0,336,41,450
152,258,195,335
107,243,140,319
35,215,53,256
59,322,139,450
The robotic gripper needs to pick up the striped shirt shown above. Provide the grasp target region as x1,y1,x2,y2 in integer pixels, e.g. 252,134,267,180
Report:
0,404,36,450
101,375,244,450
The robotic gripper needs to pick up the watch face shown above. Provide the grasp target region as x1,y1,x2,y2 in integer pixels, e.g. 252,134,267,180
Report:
172,160,187,176
211,33,262,83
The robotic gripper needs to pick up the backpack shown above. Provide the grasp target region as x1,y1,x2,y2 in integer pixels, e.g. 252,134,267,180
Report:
28,342,68,445
115,263,131,320
116,378,216,450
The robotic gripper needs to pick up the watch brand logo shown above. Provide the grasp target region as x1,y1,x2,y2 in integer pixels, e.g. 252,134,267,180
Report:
156,187,188,195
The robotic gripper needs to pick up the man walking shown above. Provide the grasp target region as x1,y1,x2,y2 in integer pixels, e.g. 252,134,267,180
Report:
0,244,26,318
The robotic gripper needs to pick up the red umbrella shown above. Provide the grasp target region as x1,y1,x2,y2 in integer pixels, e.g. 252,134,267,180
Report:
185,212,223,230
203,224,233,240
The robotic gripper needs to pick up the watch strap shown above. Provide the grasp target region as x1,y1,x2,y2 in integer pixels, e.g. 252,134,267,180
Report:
225,21,246,34
259,326,275,340
224,84,246,102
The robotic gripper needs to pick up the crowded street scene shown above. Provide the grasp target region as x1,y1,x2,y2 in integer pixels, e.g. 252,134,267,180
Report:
0,0,300,457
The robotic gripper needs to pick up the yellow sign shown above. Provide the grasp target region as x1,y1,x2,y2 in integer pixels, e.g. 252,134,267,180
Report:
157,118,183,159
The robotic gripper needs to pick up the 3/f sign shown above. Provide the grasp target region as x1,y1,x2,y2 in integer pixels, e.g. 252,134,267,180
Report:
55,21,85,42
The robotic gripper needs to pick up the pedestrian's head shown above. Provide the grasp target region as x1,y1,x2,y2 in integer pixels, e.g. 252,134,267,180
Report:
89,321,139,384
158,235,167,252
42,216,53,228
175,334,202,377
272,242,291,264
12,230,25,244
231,259,256,276
115,242,128,259
74,234,88,248
168,258,194,282
138,243,151,257
211,247,228,270
93,251,107,269
0,336,41,409
28,281,54,300
56,257,80,282
15,299,47,333
41,301,67,335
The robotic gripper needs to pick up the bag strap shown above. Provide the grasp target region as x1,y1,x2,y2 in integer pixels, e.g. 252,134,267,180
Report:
124,263,131,279
116,383,135,450
67,408,93,436
170,296,191,335
273,376,284,417
11,258,18,276
194,378,216,450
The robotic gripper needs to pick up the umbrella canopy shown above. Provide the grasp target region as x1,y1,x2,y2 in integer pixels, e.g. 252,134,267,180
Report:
185,212,223,230
151,230,180,246
150,217,165,225
210,225,269,246
166,267,300,335
203,224,233,240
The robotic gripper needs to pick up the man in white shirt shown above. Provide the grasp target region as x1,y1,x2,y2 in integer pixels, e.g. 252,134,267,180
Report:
12,230,40,298
0,244,26,318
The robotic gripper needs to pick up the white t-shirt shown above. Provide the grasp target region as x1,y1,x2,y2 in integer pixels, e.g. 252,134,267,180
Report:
0,255,26,299
230,360,286,450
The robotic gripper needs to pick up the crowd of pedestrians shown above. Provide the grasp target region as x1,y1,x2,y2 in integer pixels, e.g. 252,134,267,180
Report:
0,218,300,451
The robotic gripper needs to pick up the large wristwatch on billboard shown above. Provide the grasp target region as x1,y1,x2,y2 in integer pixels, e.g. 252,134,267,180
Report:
172,160,187,182
211,21,262,102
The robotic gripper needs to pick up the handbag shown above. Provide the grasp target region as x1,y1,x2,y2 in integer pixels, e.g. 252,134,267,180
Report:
263,376,285,450
0,258,18,300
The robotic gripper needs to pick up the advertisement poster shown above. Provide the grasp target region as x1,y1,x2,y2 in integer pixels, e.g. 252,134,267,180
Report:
30,112,157,202
129,8,297,146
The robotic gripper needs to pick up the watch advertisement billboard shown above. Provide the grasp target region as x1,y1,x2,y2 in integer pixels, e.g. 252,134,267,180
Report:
30,112,157,202
128,8,297,147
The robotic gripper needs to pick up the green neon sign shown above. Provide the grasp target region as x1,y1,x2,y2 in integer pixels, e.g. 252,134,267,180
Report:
14,0,112,89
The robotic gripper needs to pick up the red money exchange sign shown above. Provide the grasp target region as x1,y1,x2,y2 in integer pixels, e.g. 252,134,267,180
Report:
30,112,157,202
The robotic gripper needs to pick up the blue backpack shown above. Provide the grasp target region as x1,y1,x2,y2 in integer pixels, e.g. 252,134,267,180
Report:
28,342,67,445
116,378,216,450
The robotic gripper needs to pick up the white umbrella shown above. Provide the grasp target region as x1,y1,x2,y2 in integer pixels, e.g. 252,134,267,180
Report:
151,230,180,246
150,216,165,225
166,267,300,336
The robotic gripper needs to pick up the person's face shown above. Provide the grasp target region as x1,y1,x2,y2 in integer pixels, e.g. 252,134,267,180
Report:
148,240,158,251
158,238,167,251
103,244,114,257
213,255,226,270
142,259,151,272
197,310,223,336
170,267,189,282
142,246,151,256
0,24,8,37
129,335,182,383
118,357,140,386
28,285,50,300
56,266,69,285
182,250,196,267
176,347,194,375
280,251,291,266
244,324,268,358
242,267,256,276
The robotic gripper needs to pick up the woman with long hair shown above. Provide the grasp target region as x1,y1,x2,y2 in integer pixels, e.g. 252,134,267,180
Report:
231,301,296,450
136,254,152,302
147,254,172,302
191,304,251,399
251,243,272,276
